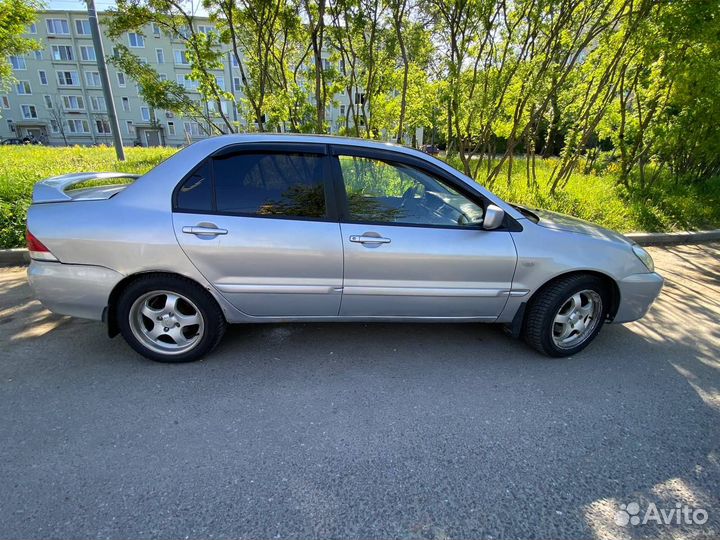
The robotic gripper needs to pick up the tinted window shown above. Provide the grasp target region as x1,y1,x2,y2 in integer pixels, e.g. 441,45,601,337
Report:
176,161,213,212
339,155,484,227
213,152,326,218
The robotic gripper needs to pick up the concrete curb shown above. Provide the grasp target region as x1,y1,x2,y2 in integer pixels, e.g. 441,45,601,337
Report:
1,229,718,267
625,229,720,246
0,248,29,267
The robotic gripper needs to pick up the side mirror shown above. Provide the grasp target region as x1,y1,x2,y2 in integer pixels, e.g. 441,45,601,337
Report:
483,204,505,230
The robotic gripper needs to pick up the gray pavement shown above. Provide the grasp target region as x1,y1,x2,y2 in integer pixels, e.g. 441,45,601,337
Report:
0,244,719,539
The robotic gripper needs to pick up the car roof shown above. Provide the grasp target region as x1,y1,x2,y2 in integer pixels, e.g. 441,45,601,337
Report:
190,133,414,154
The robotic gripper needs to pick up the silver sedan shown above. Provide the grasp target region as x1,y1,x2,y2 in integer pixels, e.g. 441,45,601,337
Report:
26,135,663,362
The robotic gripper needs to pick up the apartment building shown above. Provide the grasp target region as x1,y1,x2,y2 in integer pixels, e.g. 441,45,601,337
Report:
0,10,359,147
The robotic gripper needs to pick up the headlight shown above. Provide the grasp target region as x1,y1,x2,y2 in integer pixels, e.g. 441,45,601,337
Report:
632,245,654,272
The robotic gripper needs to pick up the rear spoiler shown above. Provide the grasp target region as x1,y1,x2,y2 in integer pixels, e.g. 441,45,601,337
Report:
32,172,140,203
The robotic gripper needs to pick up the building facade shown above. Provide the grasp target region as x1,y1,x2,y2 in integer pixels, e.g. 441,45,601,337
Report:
0,10,386,147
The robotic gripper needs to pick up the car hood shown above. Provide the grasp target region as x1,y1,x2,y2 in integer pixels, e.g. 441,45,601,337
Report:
517,206,632,245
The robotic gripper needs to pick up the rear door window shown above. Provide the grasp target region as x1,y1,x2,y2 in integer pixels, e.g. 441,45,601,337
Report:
213,152,327,219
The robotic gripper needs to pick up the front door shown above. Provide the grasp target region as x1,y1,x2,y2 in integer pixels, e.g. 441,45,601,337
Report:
145,129,161,147
333,149,518,319
173,145,343,318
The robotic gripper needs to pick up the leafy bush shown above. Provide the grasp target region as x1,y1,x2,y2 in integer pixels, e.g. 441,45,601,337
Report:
443,155,720,234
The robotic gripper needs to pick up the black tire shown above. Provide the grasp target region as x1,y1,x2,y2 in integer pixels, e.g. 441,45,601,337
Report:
522,274,609,357
116,274,226,363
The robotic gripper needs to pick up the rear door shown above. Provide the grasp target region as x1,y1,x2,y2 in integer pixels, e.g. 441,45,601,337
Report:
332,147,518,319
173,143,343,318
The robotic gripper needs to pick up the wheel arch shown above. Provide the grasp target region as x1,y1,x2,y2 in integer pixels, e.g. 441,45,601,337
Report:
104,270,225,337
529,270,620,320
508,270,621,338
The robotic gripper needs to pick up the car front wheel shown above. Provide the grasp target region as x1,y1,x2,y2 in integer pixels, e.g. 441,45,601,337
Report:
116,274,226,363
523,274,608,357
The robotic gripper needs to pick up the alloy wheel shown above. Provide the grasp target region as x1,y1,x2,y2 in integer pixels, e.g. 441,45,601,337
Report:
128,290,204,355
551,289,603,350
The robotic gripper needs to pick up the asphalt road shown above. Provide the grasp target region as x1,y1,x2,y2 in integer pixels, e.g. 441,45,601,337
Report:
1,244,719,540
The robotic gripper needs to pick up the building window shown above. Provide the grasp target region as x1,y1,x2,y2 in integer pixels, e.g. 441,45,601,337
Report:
184,121,201,137
173,50,189,65
121,97,130,111
95,119,111,134
10,56,26,70
80,46,96,62
51,45,74,61
140,106,151,121
28,23,37,34
34,50,42,60
46,19,70,35
340,105,345,116
38,70,48,85
43,95,53,108
323,59,331,71
1,96,10,109
208,100,229,115
50,119,59,133
159,73,167,81
152,23,161,37
126,120,135,135
117,72,126,86
62,95,85,111
167,121,175,135
128,32,145,48
21,104,38,119
15,81,31,95
231,56,239,68
155,48,164,64
66,119,90,134
84,71,101,87
176,74,198,91
197,25,214,35
90,96,107,111
75,19,91,35
233,77,241,91
57,71,80,86
7,119,15,132
215,75,225,90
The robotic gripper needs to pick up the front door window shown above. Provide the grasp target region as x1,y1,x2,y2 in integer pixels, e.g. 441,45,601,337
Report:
338,155,484,227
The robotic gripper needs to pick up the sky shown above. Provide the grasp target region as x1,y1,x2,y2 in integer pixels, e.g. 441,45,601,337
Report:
47,0,118,10
46,0,210,15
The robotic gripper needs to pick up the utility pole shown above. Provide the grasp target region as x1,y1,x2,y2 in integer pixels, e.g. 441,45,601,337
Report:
87,0,125,160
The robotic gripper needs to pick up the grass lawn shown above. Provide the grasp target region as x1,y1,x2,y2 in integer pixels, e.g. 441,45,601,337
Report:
1,145,719,249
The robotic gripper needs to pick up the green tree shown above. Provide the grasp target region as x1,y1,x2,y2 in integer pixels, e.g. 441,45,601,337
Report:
0,0,41,89
106,0,235,133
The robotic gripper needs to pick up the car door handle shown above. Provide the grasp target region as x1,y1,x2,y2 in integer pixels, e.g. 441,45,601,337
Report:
182,225,228,237
349,234,391,244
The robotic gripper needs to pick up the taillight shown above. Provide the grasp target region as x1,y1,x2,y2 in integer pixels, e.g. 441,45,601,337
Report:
26,229,58,261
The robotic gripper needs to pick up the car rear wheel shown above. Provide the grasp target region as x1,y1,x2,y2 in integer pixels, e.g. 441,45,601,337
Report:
522,274,608,357
117,274,226,363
